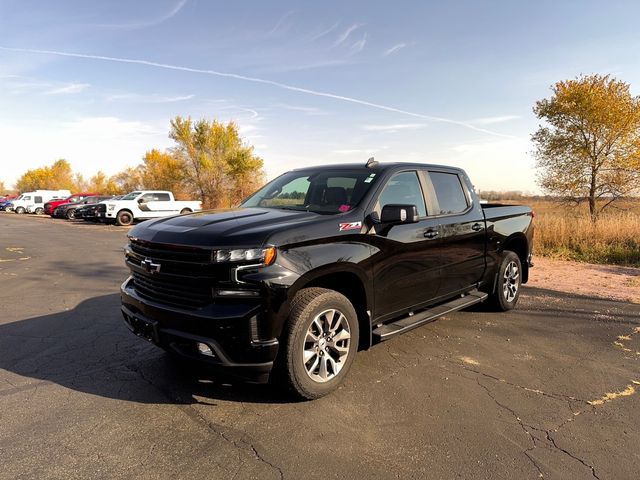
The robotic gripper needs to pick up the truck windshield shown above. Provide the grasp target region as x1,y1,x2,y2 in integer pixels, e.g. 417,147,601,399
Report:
121,191,142,200
241,168,379,214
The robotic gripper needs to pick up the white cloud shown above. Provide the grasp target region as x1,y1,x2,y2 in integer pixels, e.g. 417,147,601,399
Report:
333,24,362,47
384,43,407,56
309,22,340,41
44,83,90,95
273,103,328,115
363,123,427,132
96,0,188,29
0,116,168,187
351,33,367,54
468,115,520,125
106,92,194,103
268,10,295,36
0,46,514,138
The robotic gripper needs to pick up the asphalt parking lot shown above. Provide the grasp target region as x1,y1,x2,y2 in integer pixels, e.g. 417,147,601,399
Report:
1,213,639,480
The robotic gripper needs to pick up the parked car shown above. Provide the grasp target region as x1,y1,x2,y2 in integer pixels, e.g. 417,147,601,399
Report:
54,195,113,219
102,191,202,226
120,161,534,399
10,190,71,214
0,197,17,211
44,193,100,216
76,195,123,222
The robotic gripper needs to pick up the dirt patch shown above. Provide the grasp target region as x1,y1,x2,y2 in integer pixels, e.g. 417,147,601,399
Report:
526,256,640,303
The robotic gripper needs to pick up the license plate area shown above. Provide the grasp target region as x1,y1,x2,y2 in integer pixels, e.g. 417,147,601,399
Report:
124,312,158,343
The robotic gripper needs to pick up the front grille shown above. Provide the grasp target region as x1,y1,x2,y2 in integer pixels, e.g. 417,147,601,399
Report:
130,239,212,263
131,272,212,308
127,239,231,309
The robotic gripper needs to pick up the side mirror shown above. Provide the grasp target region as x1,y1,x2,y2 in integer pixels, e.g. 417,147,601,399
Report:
380,204,419,224
137,198,144,204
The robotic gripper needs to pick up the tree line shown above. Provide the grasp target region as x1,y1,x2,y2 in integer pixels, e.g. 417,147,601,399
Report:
10,117,265,209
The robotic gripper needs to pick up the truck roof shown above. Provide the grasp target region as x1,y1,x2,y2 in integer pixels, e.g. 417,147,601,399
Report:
290,162,466,174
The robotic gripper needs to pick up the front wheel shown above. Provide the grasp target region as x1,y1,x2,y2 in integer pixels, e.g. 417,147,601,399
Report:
66,209,76,220
488,250,522,311
277,287,359,400
115,210,133,226
15,207,25,214
179,208,192,214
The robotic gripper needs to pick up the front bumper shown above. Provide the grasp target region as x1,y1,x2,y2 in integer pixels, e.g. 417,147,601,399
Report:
120,277,279,383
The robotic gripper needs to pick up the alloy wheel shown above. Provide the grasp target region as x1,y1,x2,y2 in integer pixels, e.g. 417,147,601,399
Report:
503,260,520,302
303,309,351,383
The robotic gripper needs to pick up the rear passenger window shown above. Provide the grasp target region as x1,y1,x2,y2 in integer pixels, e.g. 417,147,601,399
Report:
154,193,171,201
429,172,469,215
35,196,42,203
378,171,427,217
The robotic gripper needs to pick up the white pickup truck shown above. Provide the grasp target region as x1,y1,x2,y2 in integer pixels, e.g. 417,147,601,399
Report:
103,190,202,226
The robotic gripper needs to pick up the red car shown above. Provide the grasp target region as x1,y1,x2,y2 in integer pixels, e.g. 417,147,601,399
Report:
44,193,100,216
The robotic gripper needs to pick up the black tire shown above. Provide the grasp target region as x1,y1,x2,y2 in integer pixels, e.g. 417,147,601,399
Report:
15,207,25,214
487,250,522,311
66,209,76,220
34,207,44,215
179,208,192,215
115,210,133,226
276,287,359,400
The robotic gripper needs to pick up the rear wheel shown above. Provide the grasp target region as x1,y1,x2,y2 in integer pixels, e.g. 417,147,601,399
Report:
488,250,522,311
277,287,359,400
34,207,44,215
116,210,133,226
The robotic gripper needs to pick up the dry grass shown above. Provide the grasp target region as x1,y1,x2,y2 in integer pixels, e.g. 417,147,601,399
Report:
507,198,640,266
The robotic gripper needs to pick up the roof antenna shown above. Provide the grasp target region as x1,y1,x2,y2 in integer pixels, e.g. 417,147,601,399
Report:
366,157,379,168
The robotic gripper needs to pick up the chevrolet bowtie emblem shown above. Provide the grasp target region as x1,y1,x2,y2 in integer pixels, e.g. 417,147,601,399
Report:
142,258,161,274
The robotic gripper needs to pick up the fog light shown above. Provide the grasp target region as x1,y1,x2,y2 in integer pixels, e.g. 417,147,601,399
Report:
196,342,215,357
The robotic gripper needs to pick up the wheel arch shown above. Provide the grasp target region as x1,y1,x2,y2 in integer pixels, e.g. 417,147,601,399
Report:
501,233,529,283
288,266,372,350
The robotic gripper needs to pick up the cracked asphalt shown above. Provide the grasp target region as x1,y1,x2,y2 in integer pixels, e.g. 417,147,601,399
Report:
1,213,639,480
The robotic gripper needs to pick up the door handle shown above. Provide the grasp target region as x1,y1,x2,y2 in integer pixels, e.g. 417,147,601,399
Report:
423,229,439,239
471,223,484,232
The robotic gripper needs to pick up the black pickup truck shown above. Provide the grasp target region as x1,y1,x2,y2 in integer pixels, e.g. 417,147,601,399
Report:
121,161,533,399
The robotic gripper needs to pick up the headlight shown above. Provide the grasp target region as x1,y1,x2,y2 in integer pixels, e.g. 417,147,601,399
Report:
212,246,277,265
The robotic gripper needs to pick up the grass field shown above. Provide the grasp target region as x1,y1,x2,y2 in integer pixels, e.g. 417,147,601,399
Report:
510,198,640,267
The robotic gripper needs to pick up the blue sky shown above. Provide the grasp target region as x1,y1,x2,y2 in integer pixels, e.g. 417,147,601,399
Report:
2,0,640,193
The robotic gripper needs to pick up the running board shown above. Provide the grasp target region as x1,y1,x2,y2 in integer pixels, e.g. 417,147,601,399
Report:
372,290,488,342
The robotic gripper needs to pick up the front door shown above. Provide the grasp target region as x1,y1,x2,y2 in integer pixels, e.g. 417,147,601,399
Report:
370,171,442,321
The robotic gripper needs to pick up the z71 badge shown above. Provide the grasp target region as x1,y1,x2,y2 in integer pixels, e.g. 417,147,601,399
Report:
339,221,362,231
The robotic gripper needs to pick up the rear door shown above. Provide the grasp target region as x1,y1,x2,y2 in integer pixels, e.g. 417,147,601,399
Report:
145,192,179,217
424,170,486,296
370,170,443,320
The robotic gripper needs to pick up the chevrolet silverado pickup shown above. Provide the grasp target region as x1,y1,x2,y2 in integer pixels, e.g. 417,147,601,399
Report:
121,161,534,399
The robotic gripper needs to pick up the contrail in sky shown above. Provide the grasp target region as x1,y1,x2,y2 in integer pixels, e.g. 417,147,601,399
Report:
0,46,513,138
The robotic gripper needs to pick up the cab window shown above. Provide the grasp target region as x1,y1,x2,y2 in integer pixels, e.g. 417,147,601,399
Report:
154,193,171,201
377,171,427,217
428,171,469,215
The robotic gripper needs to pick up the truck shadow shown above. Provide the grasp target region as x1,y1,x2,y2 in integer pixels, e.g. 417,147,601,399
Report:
3,290,637,406
0,294,291,405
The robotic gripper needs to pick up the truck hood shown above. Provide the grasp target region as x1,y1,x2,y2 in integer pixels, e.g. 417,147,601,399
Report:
129,207,328,248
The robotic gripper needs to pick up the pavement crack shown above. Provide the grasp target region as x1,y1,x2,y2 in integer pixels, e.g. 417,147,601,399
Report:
476,378,545,478
546,431,600,480
459,362,590,404
123,362,284,479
